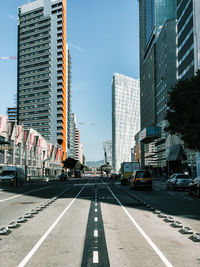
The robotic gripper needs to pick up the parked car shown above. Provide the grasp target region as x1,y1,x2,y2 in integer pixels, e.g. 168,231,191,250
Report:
110,171,118,180
188,177,200,197
0,166,25,186
75,170,82,178
59,171,68,181
167,173,192,190
129,170,152,190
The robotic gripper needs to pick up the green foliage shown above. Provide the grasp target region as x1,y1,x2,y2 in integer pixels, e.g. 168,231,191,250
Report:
63,157,78,169
165,70,200,150
100,164,112,173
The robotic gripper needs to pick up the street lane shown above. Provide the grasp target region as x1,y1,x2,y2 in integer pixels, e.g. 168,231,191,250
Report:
103,183,200,267
124,179,200,233
0,182,73,227
0,177,199,267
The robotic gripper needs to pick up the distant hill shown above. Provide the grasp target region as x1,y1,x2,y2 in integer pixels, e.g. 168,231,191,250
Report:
86,160,104,168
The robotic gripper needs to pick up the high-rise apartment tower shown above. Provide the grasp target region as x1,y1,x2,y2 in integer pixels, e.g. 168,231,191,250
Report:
17,0,67,157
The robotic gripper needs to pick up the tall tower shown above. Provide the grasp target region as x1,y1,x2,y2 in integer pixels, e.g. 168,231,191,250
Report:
177,0,194,79
138,0,177,168
112,73,140,172
17,0,67,158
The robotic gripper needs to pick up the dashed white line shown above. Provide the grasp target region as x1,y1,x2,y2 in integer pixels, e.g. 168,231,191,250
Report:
106,184,173,267
94,217,98,222
95,209,98,212
94,230,98,237
17,186,85,267
93,251,99,263
95,203,97,206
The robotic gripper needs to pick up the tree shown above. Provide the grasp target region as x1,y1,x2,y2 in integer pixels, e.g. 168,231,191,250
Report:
62,157,78,169
165,70,200,151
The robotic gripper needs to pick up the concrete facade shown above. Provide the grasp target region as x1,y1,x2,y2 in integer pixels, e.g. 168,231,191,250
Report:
17,0,68,158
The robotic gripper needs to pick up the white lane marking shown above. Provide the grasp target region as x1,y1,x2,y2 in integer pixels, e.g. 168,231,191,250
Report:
93,251,99,263
95,203,97,206
94,230,98,237
0,186,51,203
183,197,193,201
94,217,98,222
168,192,175,196
106,184,173,267
17,186,85,267
95,209,98,212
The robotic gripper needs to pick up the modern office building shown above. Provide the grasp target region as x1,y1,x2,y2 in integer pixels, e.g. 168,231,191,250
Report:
103,140,112,166
17,0,67,158
66,45,72,153
69,113,76,159
154,20,177,169
138,0,177,169
112,73,140,172
176,0,200,175
193,0,200,72
177,0,194,79
7,108,17,121
75,127,80,161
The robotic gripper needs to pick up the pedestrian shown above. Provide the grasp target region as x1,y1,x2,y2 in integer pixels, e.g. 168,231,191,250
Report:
27,173,31,182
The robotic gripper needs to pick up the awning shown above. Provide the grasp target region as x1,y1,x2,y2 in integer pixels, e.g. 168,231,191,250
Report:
166,144,187,161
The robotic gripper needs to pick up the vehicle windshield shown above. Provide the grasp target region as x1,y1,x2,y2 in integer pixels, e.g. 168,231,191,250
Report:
177,175,190,179
1,170,16,176
136,171,151,178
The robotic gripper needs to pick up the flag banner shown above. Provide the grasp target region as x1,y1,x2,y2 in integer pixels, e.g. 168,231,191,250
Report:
0,115,7,136
38,138,43,156
56,148,60,161
34,135,39,146
47,143,53,158
60,150,64,161
23,130,30,149
8,121,15,140
29,132,35,152
16,125,23,145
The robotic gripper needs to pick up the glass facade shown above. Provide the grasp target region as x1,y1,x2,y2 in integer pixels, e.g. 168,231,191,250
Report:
155,0,177,32
112,73,140,172
144,0,177,49
177,0,194,79
145,0,155,46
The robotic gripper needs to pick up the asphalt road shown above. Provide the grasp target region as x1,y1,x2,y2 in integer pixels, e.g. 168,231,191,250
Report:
0,176,199,267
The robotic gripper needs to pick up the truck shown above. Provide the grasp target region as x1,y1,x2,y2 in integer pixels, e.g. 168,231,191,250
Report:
0,166,25,186
120,161,140,185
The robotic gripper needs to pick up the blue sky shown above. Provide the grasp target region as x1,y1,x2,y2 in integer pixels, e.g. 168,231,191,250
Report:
0,0,139,161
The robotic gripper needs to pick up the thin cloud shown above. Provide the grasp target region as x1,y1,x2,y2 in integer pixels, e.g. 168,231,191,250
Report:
68,42,87,54
7,14,18,21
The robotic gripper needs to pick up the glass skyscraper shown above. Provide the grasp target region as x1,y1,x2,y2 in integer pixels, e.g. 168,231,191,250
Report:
112,73,140,172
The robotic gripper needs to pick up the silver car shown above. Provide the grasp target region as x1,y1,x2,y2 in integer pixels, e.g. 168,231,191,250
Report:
167,173,193,190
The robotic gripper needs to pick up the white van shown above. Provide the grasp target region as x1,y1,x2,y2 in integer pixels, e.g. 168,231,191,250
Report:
0,166,25,186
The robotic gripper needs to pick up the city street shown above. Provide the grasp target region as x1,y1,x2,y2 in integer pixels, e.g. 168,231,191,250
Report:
0,176,200,267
